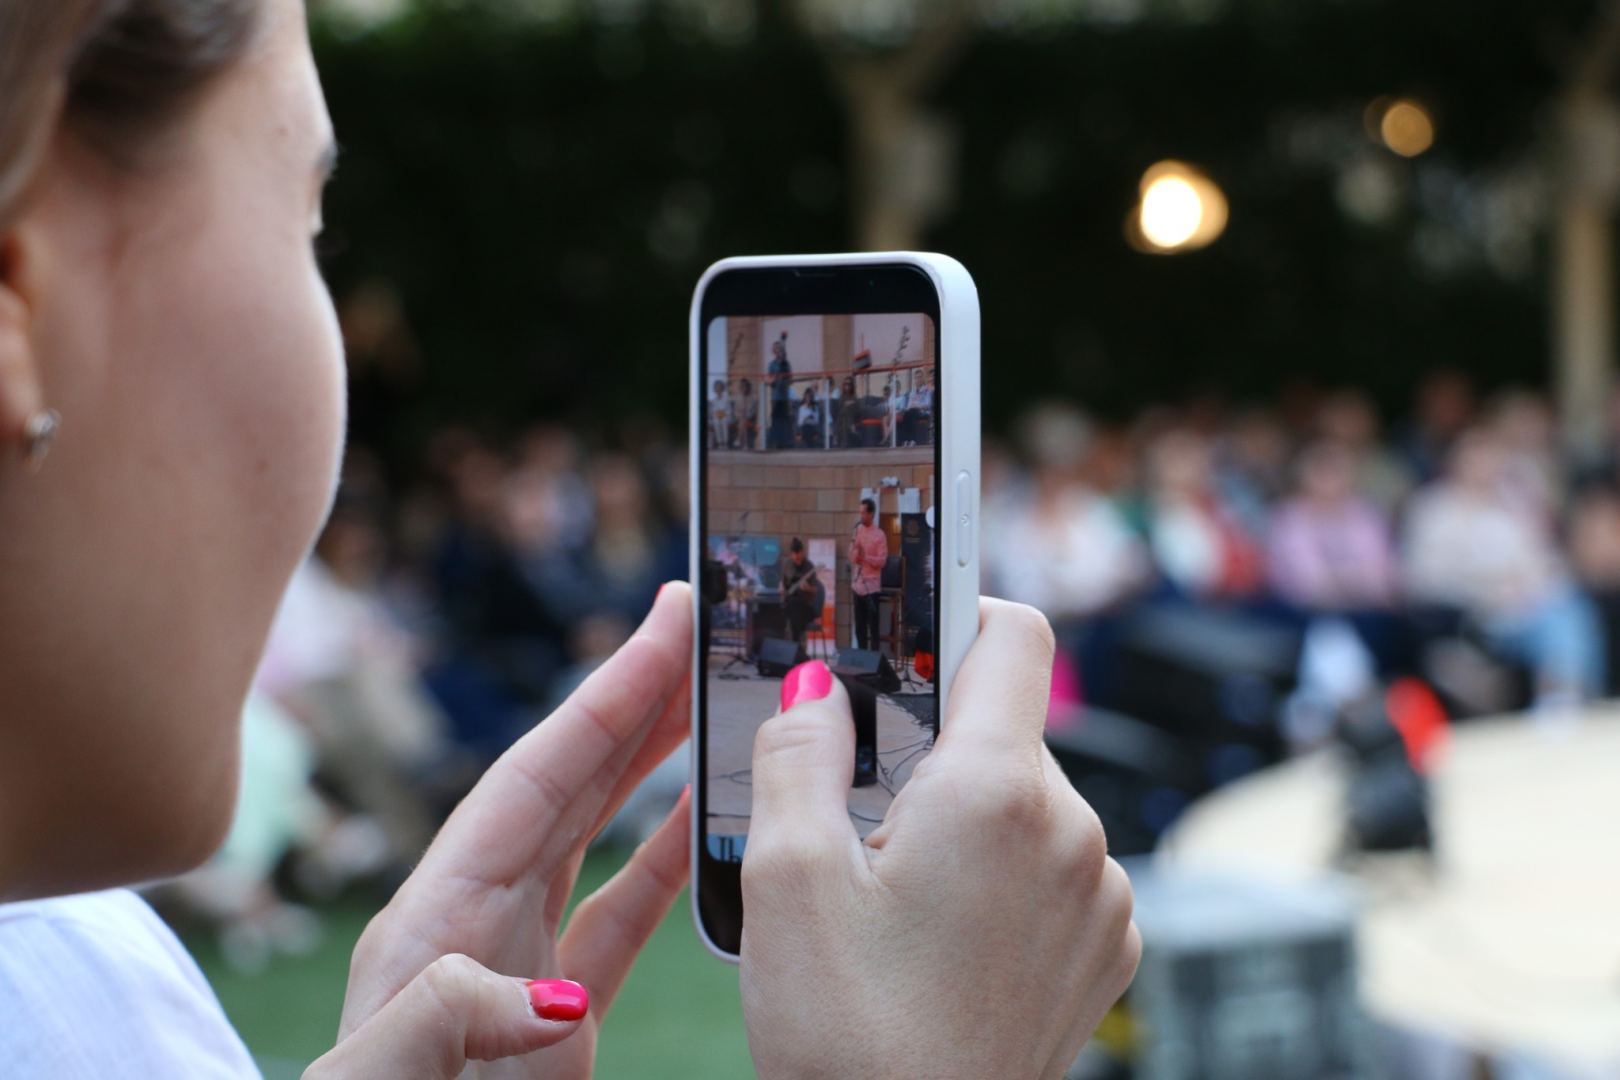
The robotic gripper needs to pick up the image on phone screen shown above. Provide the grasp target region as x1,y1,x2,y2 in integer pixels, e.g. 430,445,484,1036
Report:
698,310,940,864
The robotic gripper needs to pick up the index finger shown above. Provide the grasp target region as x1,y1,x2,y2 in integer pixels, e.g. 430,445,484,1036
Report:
420,582,694,885
932,597,1055,765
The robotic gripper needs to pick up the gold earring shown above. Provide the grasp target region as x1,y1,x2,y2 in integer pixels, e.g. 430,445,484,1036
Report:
21,408,60,473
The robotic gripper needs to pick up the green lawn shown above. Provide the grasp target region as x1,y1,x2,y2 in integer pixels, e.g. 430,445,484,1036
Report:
182,847,754,1078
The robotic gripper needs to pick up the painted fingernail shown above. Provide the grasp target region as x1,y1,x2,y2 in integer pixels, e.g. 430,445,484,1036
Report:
780,660,833,711
528,979,589,1022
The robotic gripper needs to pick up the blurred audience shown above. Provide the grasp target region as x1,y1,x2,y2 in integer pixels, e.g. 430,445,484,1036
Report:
984,405,1149,621
978,379,1620,722
1401,429,1603,705
1267,440,1397,612
177,366,1620,955
1143,429,1265,601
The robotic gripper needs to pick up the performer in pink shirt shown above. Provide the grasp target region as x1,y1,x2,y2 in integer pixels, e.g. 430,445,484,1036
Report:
848,497,889,650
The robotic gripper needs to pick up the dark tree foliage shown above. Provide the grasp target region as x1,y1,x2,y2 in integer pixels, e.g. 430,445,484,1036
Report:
314,0,1601,446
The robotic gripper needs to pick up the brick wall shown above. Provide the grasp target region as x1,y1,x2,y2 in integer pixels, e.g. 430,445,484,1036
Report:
707,446,935,645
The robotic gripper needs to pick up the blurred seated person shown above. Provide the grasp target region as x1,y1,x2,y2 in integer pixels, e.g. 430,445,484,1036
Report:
1214,408,1290,537
1488,389,1563,525
258,539,449,863
1145,429,1265,601
1315,389,1414,513
734,378,758,449
903,366,934,446
1402,429,1604,706
1399,369,1476,484
1267,441,1397,612
796,386,821,448
780,538,823,643
831,375,857,447
988,405,1150,622
710,378,734,449
1568,484,1620,696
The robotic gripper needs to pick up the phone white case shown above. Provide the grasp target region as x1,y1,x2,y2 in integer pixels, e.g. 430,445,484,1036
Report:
687,252,980,962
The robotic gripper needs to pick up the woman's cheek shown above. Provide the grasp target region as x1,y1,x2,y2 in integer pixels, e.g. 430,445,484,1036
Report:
237,271,346,570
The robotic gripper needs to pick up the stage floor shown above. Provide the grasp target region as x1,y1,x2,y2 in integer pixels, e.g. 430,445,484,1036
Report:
702,652,935,840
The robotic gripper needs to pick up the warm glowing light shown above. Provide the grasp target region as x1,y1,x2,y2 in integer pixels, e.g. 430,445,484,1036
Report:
1378,99,1434,157
1141,176,1204,248
1127,161,1228,254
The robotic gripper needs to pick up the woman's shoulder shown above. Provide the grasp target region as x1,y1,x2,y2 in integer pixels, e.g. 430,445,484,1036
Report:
0,889,259,1077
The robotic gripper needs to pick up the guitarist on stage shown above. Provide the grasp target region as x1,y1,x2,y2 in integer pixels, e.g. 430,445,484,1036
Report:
780,538,824,645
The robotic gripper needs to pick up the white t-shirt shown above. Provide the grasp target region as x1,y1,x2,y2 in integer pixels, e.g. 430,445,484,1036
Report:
0,889,259,1077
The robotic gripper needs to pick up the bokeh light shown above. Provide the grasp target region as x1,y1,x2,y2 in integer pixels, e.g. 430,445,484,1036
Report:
1128,160,1229,254
1141,175,1203,248
1375,97,1435,157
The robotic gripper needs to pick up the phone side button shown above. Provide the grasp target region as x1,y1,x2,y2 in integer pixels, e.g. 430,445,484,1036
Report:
955,470,973,568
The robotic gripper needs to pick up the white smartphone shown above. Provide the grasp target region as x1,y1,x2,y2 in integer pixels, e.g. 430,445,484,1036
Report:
688,252,980,961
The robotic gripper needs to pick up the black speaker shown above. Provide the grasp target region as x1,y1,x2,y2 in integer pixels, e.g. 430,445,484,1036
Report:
749,601,788,658
836,673,880,787
832,647,901,693
756,637,806,678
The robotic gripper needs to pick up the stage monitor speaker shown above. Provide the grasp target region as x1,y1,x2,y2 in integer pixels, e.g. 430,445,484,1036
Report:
833,647,901,694
835,673,880,787
757,637,806,678
749,602,788,658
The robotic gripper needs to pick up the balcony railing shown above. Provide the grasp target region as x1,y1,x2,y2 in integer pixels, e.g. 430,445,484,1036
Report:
703,362,934,451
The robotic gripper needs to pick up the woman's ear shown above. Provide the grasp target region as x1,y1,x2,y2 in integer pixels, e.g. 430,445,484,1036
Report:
0,232,46,465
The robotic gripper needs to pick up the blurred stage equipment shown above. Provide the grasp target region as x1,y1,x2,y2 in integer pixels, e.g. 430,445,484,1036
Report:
1046,707,1202,858
833,647,902,694
1159,711,1620,1072
1109,607,1296,791
756,637,806,678
1335,681,1439,853
833,672,880,787
1124,859,1369,1080
1127,160,1229,254
748,598,787,659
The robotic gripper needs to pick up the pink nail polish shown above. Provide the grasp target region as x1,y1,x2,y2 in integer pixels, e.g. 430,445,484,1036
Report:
780,660,833,711
528,979,589,1022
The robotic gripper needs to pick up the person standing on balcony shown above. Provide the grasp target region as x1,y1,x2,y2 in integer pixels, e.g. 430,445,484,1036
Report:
797,386,821,447
767,332,793,449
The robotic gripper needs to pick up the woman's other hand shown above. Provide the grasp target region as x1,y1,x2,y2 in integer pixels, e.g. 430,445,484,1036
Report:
741,599,1140,1080
308,583,694,1079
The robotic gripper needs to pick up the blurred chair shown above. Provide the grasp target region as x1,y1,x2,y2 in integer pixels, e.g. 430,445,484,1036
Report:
802,615,833,663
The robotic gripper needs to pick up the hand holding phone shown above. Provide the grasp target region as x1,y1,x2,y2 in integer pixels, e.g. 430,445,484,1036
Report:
740,600,1141,1079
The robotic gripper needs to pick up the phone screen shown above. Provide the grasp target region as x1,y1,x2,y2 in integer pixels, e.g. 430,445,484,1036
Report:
696,265,943,953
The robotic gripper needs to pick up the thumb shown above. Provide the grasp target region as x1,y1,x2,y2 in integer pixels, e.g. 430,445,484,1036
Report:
306,956,587,1080
748,661,861,862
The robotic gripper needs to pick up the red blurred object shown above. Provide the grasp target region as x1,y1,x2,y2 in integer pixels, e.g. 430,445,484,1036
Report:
1384,677,1450,773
